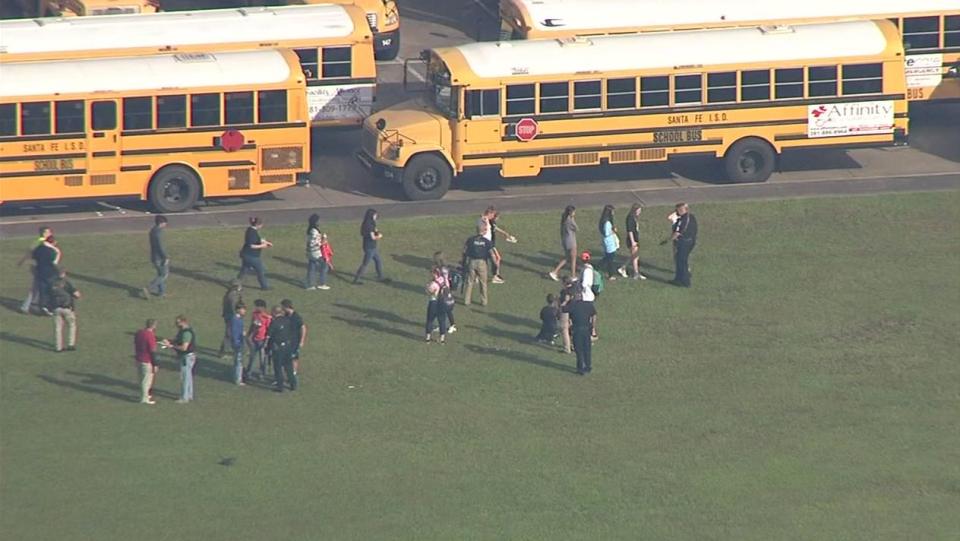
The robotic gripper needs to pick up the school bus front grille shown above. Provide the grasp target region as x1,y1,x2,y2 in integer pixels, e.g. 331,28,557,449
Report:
543,154,570,167
262,147,303,171
573,152,599,165
228,169,251,190
90,174,116,185
261,174,294,184
64,176,83,187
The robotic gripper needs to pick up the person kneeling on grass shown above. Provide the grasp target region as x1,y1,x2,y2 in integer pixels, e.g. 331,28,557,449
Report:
536,294,560,345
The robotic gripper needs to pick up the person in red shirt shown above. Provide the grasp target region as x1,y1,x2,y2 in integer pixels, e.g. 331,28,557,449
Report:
134,319,159,405
317,233,334,290
245,299,273,380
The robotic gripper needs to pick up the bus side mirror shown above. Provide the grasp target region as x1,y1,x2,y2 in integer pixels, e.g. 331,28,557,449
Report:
947,63,959,79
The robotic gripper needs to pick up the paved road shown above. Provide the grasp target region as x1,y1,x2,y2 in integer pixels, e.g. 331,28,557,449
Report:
1,7,958,238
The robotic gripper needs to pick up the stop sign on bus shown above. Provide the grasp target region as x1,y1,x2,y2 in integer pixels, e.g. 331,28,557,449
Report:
514,118,539,142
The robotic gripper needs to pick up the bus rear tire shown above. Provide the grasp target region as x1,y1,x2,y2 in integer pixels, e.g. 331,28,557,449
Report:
149,165,200,213
724,138,776,183
402,154,451,200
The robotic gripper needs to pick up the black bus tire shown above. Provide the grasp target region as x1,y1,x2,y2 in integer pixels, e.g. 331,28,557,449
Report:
402,154,451,200
148,165,201,213
723,138,776,183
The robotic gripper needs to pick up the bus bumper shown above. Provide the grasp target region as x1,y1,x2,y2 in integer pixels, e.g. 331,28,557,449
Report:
357,150,402,183
374,29,400,61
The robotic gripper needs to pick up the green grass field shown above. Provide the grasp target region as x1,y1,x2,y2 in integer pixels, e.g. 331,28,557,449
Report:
1,192,959,540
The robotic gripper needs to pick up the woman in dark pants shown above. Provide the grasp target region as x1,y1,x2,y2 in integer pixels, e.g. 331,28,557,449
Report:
432,252,457,333
237,217,273,290
549,205,578,281
352,208,384,284
598,204,624,280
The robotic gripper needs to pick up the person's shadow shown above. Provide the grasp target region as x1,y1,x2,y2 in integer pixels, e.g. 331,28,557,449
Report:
67,271,141,298
390,254,434,271
0,331,54,351
463,344,578,374
330,315,421,341
38,370,179,402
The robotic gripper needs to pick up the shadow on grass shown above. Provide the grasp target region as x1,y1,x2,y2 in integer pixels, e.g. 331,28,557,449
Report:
0,295,25,315
464,343,578,374
170,265,227,288
67,271,141,298
513,251,560,269
330,315,421,341
486,312,540,330
214,261,301,289
391,254,434,271
39,370,178,402
332,302,419,327
465,323,536,344
499,259,544,277
0,330,54,352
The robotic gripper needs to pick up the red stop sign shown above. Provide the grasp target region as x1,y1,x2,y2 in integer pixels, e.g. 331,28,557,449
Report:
514,118,539,142
220,129,245,152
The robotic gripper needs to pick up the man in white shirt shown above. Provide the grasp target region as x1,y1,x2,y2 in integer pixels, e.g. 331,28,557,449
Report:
578,251,595,303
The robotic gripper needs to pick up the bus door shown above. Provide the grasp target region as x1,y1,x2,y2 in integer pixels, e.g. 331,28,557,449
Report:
462,88,502,156
86,100,121,185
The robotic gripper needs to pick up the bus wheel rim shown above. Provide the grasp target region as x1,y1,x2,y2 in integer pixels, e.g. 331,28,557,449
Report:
739,151,761,175
163,177,187,203
416,168,439,191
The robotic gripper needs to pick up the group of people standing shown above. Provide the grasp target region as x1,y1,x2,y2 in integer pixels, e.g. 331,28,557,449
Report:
18,226,81,353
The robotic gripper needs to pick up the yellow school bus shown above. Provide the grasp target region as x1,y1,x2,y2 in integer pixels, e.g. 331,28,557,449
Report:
499,0,960,102
0,49,309,213
358,20,908,200
47,0,159,16
300,0,401,60
0,4,376,127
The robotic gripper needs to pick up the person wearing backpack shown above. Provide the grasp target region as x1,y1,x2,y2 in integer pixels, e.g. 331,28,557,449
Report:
424,272,450,344
432,252,458,334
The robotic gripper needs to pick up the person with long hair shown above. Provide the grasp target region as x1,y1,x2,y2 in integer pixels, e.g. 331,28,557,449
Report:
620,203,647,280
549,205,578,281
598,204,625,280
431,251,457,333
237,217,273,290
304,213,323,289
353,208,385,284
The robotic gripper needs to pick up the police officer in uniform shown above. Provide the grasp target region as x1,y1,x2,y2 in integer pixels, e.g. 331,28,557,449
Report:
267,305,298,392
462,223,494,306
670,202,698,287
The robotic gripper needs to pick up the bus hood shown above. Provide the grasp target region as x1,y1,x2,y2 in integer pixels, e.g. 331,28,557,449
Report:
365,99,448,152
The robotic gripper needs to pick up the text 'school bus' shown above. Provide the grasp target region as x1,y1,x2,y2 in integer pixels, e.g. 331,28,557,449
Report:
499,0,960,102
46,0,160,17
357,20,908,201
300,0,401,60
0,49,310,213
0,4,376,127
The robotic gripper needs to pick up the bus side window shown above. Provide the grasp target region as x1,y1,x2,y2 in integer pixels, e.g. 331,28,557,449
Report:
706,72,736,103
573,80,601,110
505,84,535,115
55,100,85,134
807,66,838,97
902,16,940,50
322,47,352,78
295,49,319,80
225,92,254,125
466,89,500,118
123,97,153,131
741,70,770,102
945,15,960,47
539,82,569,114
0,103,15,136
258,90,288,123
21,102,51,136
606,78,636,110
774,68,803,100
841,64,883,95
191,93,221,127
639,76,669,107
157,95,187,129
674,74,702,105
92,101,117,131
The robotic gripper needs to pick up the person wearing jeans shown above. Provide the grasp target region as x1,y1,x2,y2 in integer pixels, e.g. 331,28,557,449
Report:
353,208,384,284
229,303,247,385
599,204,624,280
316,233,334,290
144,215,170,298
304,213,323,289
18,226,52,313
237,217,273,290
162,315,197,403
245,299,272,379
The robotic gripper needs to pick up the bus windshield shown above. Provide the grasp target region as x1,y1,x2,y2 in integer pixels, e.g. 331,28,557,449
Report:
428,59,457,118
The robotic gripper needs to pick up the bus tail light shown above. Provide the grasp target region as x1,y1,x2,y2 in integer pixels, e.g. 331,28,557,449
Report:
894,128,908,146
262,147,304,171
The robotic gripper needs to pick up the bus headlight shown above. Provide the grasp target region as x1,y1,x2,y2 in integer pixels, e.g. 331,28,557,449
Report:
386,12,398,26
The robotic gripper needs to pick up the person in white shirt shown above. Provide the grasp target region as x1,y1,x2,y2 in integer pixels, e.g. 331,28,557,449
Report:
577,251,598,338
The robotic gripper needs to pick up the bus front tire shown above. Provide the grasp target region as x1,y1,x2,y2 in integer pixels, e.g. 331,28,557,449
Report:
724,138,776,183
402,155,451,200
148,165,200,213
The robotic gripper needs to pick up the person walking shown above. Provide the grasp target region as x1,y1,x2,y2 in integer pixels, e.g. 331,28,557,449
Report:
48,269,80,353
33,235,62,314
304,213,323,290
424,278,449,344
134,319,159,405
549,206,578,281
577,251,599,340
670,202,698,287
477,207,517,284
462,223,493,307
281,299,306,378
143,215,170,299
619,204,647,280
237,217,273,290
565,290,597,376
267,305,297,392
316,233,334,290
352,208,385,284
431,252,457,333
245,299,272,380
18,226,52,314
557,277,575,354
161,315,197,404
218,280,243,357
229,302,247,385
599,204,625,281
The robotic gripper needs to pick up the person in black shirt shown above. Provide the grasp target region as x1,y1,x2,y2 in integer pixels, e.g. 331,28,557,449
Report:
18,226,52,314
620,204,647,280
237,217,273,290
267,306,297,392
48,270,80,353
281,299,307,378
143,215,170,299
670,202,698,287
33,236,62,314
564,291,597,375
160,315,197,403
462,223,493,306
353,208,385,284
536,294,559,344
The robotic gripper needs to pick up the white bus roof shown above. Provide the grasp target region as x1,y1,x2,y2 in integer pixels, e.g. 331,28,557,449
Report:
508,0,957,33
453,21,893,79
0,50,293,98
0,4,357,56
